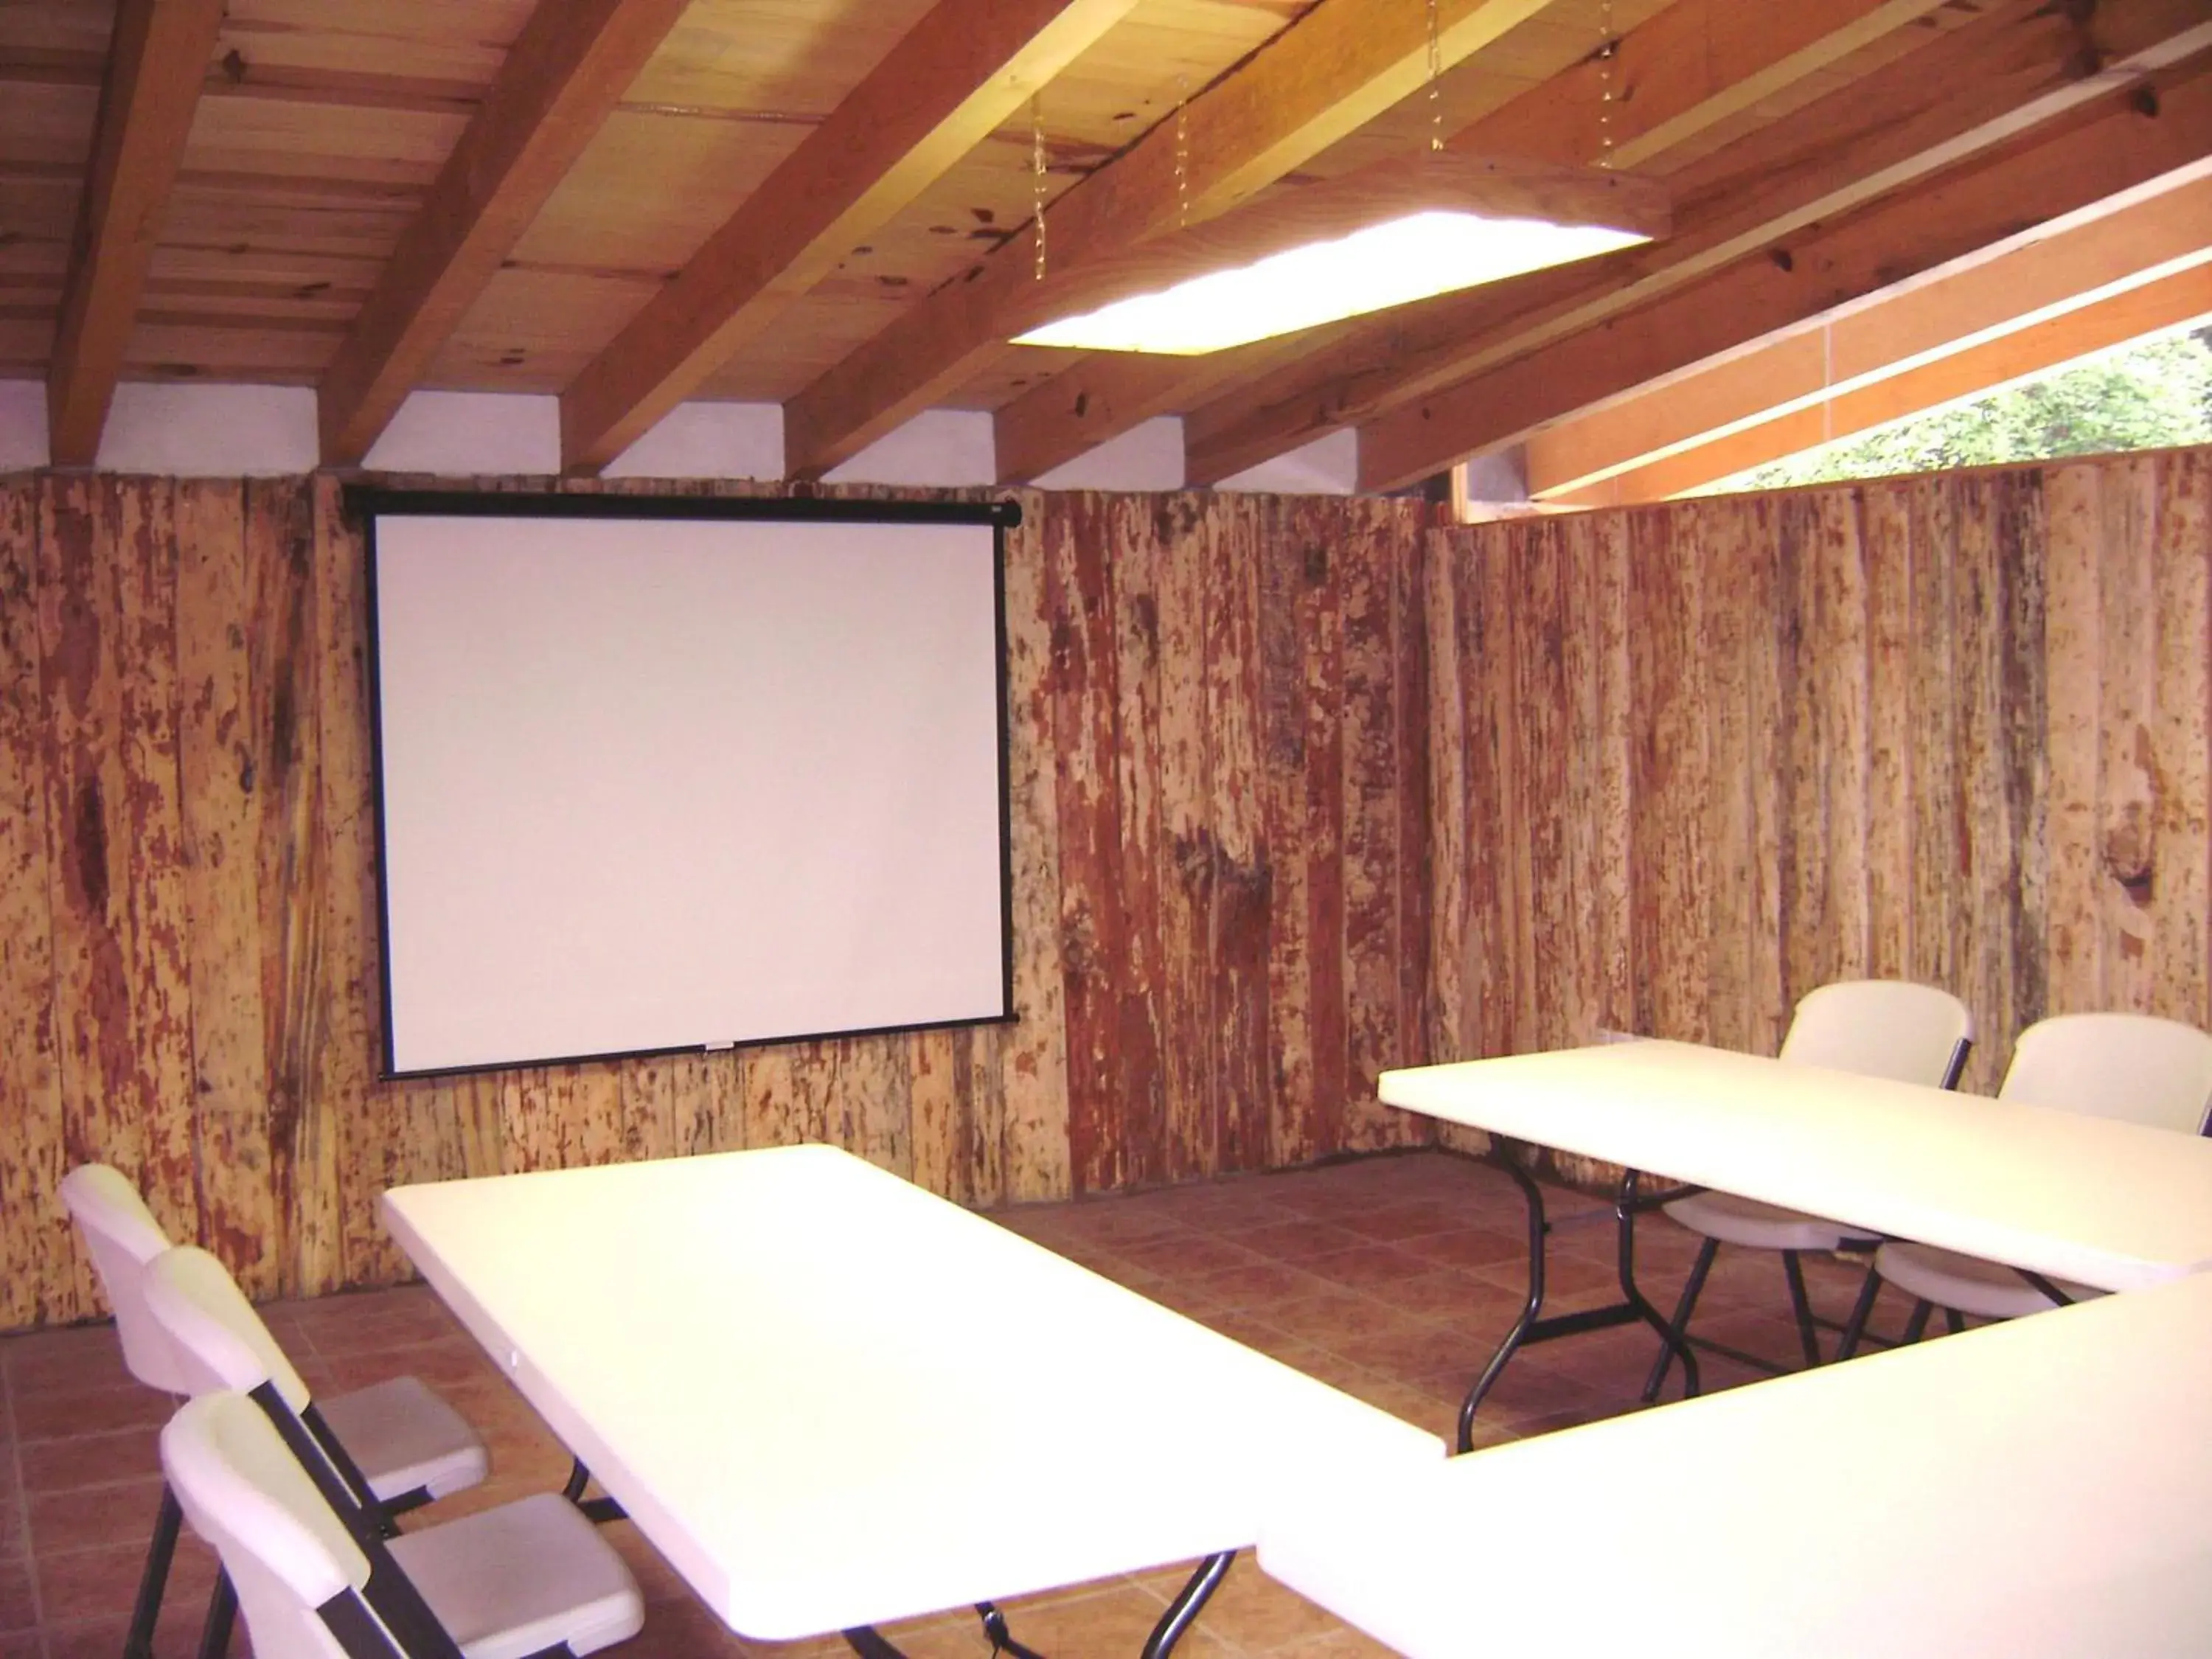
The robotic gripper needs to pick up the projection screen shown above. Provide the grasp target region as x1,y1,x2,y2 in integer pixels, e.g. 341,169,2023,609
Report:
358,491,1015,1077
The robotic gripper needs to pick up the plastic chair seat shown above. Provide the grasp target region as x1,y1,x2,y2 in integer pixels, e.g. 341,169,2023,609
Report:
389,1492,644,1659
1874,1239,2101,1321
1662,1191,1863,1254
317,1375,490,1503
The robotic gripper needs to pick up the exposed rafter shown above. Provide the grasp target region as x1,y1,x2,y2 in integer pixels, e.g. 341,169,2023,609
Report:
316,0,694,466
1548,264,2212,505
560,0,1144,474
1526,165,2212,499
46,0,228,467
1355,50,2212,490
994,0,1956,484
781,0,1562,480
1179,0,2212,487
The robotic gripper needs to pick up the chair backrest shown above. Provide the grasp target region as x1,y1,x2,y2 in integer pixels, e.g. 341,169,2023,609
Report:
1999,1013,2212,1132
59,1164,189,1393
141,1246,316,1413
1778,980,1976,1089
161,1391,374,1659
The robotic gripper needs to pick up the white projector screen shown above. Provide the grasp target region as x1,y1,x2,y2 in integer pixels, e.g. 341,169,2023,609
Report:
359,492,1015,1077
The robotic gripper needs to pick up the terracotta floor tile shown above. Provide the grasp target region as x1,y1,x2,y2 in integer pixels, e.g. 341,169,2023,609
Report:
1366,1267,1518,1324
1178,1560,1345,1653
41,1603,215,1659
1254,1290,1422,1349
1106,1233,1265,1279
987,1576,1236,1659
1397,1228,1527,1273
27,1481,164,1558
1186,1261,1335,1311
35,1534,219,1626
1221,1220,1374,1263
10,1387,168,1446
1297,1245,1437,1294
0,1560,35,1635
1273,1621,1404,1659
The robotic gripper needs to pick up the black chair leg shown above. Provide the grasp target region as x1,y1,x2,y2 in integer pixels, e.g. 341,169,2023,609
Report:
1834,1261,1882,1362
124,1484,184,1659
1781,1250,1822,1368
1902,1299,1935,1344
198,1573,238,1659
1640,1236,1719,1405
1943,1307,1966,1336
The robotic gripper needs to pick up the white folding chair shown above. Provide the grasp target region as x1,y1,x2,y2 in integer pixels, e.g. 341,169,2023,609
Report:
60,1166,489,1659
1642,980,1975,1400
161,1389,642,1659
1837,1012,2212,1355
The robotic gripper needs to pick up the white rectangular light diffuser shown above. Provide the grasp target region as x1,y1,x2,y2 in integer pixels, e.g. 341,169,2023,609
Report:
1014,211,1649,355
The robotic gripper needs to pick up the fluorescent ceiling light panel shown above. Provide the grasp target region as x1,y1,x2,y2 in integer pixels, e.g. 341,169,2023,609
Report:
1015,211,1649,355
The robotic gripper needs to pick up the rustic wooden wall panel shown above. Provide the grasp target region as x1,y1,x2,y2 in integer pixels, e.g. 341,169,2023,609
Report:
1430,446,2212,1131
0,474,1433,1326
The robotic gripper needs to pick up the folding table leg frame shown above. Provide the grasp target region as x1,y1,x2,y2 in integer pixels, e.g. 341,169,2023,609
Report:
841,1552,1236,1659
561,1457,629,1523
1455,1164,1700,1454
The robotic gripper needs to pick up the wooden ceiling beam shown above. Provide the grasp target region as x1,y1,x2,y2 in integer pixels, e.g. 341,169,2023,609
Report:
1526,166,2212,497
316,0,692,467
995,0,1952,484
1548,262,2212,505
46,0,228,467
559,0,1144,475
782,0,1562,481
1180,0,2212,487
1355,49,2212,491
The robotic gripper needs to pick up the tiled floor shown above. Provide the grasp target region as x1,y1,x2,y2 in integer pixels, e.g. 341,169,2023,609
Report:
0,1150,1935,1659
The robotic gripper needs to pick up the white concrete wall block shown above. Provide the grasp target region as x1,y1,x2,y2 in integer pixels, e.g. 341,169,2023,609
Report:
100,383,320,476
0,382,48,472
1028,417,1186,491
824,409,996,487
364,390,563,476
1214,428,1359,495
603,401,785,480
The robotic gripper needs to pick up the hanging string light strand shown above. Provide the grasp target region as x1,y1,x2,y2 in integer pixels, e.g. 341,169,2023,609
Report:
1032,95,1048,280
1426,0,1444,153
1597,0,1616,170
1176,74,1191,229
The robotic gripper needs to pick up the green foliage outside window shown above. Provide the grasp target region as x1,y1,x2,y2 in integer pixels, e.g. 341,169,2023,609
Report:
1709,325,2212,493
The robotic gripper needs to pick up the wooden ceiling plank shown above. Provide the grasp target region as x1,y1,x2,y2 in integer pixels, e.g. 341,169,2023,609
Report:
784,0,1562,481
560,0,1146,474
316,0,694,465
997,0,1949,485
1356,49,2212,491
46,0,229,466
1180,0,2212,487
1526,167,2212,496
1557,262,2212,505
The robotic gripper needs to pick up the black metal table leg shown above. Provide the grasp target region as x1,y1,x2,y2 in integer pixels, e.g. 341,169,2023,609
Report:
844,1554,1237,1659
561,1456,628,1524
1455,1161,1700,1453
124,1484,184,1659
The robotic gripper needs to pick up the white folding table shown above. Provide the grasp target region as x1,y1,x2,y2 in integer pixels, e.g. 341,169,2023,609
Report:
1259,1267,2212,1658
382,1144,1441,1655
1380,1040,2212,1444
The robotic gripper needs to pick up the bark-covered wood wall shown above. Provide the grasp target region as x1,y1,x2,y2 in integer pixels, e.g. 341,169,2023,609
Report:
1427,448,2212,1151
0,476,1436,1326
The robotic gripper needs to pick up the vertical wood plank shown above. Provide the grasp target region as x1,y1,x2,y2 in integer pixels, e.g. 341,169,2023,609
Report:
998,497,1067,1202
1391,504,1433,1099
2150,452,2211,1031
1155,495,1217,1180
2042,463,2104,1015
1906,478,1968,1052
1340,502,1407,1150
908,1030,960,1198
0,481,66,1325
174,479,275,1292
2095,458,2158,1018
1470,526,1519,1061
1512,522,1566,1057
1592,511,1635,1040
1110,498,1166,1185
1740,495,1787,1056
1423,532,1469,1063
1817,492,1871,982
1629,508,1709,1043
301,476,363,1290
1863,484,1914,984
1700,500,1754,1054
1208,495,1270,1170
1262,500,1318,1166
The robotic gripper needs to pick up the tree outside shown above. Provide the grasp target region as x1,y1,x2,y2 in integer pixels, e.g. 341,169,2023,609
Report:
1708,323,2212,493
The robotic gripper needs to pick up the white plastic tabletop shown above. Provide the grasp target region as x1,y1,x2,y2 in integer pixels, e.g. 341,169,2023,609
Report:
1261,1267,2212,1658
1380,1040,2212,1293
382,1145,1440,1641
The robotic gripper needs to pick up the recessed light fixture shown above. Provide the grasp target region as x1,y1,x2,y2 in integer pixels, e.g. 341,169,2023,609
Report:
1010,152,1668,357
